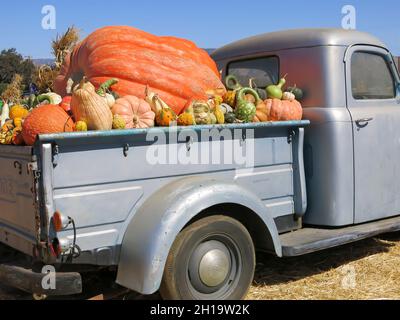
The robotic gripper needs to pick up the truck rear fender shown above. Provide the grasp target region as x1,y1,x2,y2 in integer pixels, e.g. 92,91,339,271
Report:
116,177,282,295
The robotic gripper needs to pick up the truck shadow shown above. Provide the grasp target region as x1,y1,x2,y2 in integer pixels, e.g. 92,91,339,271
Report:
253,231,400,287
1,232,398,300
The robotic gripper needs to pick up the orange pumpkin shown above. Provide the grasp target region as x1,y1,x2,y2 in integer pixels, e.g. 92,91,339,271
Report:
265,99,302,122
54,26,225,115
111,95,155,129
253,99,303,122
22,105,74,146
253,101,271,122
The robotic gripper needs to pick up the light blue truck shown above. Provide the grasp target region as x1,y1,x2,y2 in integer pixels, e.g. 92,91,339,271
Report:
1,28,400,300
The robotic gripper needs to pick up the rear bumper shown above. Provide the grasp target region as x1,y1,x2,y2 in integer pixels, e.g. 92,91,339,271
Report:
0,263,82,296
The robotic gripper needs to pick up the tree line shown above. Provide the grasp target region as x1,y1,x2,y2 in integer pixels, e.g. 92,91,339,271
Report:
0,48,36,95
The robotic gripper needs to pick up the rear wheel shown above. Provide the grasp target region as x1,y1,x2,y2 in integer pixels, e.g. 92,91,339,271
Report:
160,215,255,300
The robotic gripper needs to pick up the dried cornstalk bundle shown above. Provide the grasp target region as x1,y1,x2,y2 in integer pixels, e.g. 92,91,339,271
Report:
33,65,57,93
52,26,80,70
33,26,80,93
1,74,23,103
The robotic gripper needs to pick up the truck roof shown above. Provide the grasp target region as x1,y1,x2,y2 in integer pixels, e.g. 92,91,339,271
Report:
211,28,386,61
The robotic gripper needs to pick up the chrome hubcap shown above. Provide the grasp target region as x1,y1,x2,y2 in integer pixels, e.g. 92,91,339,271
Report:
188,240,233,294
199,249,230,287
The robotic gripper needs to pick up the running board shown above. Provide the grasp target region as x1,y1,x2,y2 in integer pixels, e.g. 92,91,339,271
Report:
280,215,400,257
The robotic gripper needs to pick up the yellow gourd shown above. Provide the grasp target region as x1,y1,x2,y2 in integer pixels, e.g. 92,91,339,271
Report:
75,121,88,132
177,108,196,126
9,105,29,120
112,115,126,130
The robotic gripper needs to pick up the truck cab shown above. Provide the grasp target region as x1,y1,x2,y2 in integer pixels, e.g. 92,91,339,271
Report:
212,28,400,226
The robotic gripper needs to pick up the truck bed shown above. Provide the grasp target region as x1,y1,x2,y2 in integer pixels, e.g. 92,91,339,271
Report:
0,121,309,264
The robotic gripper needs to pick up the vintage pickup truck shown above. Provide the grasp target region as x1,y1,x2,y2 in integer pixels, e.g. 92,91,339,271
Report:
1,28,400,300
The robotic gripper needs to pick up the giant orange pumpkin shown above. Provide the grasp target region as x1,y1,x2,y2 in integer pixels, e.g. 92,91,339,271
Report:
54,26,225,115
22,105,74,146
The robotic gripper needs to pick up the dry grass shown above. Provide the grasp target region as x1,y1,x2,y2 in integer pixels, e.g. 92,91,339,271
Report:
247,232,400,300
0,74,23,103
1,232,400,300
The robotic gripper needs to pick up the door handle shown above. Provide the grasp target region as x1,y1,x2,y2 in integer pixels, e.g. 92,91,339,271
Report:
355,118,373,128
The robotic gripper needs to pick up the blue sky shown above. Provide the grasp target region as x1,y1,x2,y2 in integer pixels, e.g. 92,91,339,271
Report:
1,0,399,58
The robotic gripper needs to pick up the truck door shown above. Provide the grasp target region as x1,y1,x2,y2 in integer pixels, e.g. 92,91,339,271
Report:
345,45,400,224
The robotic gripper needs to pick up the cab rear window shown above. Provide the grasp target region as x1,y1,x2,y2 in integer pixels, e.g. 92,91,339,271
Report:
227,56,279,88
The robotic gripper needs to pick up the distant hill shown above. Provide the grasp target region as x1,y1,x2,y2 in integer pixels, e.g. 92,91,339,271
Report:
204,49,215,55
32,58,54,66
31,50,215,66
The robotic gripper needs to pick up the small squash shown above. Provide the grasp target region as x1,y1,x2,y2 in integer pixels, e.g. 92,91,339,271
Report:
112,114,127,130
0,119,15,144
0,101,9,126
71,78,113,130
145,87,177,126
253,101,271,122
177,108,196,126
13,117,23,128
282,92,296,102
235,88,260,123
208,95,225,124
287,86,304,101
223,75,242,106
224,112,239,124
188,101,215,125
266,77,286,99
220,103,233,115
60,96,72,113
9,105,29,120
97,78,118,108
112,95,155,129
74,121,88,132
12,127,24,145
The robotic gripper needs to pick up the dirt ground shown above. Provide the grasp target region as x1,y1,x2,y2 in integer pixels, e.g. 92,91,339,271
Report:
1,232,400,300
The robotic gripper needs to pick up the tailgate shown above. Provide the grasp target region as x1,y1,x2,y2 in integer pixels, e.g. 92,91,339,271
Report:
0,145,38,255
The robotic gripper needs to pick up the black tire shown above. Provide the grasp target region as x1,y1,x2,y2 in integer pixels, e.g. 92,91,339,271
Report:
160,215,255,300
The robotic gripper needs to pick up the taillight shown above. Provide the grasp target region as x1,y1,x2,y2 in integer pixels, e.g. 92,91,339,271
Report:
50,237,71,257
50,238,61,257
52,211,70,232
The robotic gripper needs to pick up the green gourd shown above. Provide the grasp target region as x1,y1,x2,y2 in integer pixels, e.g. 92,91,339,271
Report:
224,112,237,124
235,88,260,123
266,77,286,99
225,75,242,90
0,100,3,114
249,78,267,100
287,86,304,101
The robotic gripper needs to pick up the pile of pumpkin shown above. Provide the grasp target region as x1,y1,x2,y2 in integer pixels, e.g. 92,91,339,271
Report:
0,91,69,146
0,25,304,147
213,74,303,124
0,73,303,147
